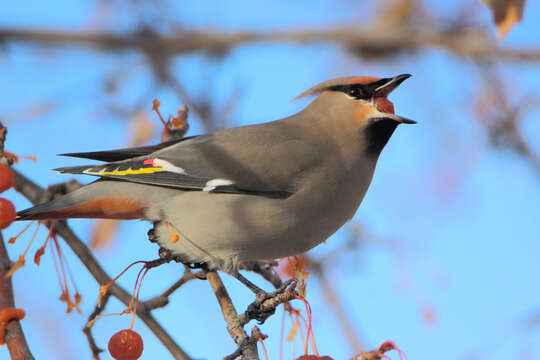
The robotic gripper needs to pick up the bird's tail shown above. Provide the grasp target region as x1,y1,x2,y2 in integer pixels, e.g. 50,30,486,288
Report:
16,181,147,221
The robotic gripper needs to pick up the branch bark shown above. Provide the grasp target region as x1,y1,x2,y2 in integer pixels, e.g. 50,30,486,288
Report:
1,27,540,62
206,271,259,360
0,233,34,360
0,121,34,359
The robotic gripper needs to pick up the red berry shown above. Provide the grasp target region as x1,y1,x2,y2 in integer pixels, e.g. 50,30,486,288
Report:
108,329,143,360
0,198,15,229
0,165,14,193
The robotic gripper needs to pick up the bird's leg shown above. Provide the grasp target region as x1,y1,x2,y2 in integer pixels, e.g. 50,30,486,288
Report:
234,272,265,295
147,226,158,243
234,272,275,323
187,263,208,280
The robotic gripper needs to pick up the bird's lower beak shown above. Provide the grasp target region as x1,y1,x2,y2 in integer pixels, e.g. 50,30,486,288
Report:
384,113,417,124
373,74,411,98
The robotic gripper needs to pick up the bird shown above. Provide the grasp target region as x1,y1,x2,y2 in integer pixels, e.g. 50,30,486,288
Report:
16,74,415,293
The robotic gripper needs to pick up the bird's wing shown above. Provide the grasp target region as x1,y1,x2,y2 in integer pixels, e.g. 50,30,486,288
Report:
59,136,197,162
54,123,321,199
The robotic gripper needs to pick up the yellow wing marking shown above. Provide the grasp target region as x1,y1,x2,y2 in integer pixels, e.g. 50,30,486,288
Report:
83,167,165,176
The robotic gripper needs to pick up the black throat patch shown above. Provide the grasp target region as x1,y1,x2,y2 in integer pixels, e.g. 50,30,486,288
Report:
365,118,399,157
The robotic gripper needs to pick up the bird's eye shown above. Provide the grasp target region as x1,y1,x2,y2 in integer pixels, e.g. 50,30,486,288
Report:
347,87,367,99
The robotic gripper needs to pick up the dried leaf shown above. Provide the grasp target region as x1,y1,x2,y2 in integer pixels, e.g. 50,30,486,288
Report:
297,279,307,298
5,255,25,278
480,0,525,40
98,284,110,307
286,321,299,342
171,106,189,129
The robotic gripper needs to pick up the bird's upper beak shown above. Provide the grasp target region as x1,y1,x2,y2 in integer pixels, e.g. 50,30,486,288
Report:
374,74,411,98
373,74,416,124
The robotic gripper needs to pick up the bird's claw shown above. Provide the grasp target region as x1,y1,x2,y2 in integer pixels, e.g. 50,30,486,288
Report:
247,279,296,324
147,228,158,243
247,292,276,324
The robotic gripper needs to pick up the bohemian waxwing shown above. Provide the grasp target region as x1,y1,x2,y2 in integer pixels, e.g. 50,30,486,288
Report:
16,74,415,292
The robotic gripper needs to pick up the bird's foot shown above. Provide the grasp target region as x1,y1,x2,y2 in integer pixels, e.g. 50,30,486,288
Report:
147,227,158,243
246,279,296,324
186,263,208,280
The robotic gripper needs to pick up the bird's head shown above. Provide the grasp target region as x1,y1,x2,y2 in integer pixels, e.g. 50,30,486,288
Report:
295,74,414,156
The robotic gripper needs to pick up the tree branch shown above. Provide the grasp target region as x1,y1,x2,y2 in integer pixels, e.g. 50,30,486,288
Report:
206,271,259,360
0,122,34,359
1,27,540,62
12,170,192,360
0,233,34,360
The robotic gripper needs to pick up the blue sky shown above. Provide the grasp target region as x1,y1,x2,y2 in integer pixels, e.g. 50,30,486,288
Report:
1,1,540,359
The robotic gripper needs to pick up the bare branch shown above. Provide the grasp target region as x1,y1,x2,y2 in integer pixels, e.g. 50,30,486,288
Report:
0,233,34,360
1,27,540,62
315,267,365,353
83,291,112,359
475,67,540,178
350,340,406,360
205,270,259,360
0,121,34,359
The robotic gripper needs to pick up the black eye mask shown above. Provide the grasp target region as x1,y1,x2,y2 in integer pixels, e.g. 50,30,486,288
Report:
326,78,392,100
326,84,371,100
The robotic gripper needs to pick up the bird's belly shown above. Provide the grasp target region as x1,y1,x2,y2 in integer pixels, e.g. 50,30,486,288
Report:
152,177,370,264
154,192,305,262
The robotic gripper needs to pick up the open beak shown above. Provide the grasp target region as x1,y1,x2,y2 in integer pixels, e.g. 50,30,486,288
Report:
374,74,416,124
374,74,411,97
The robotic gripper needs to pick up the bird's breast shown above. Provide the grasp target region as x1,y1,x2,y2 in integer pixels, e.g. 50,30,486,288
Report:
285,160,375,251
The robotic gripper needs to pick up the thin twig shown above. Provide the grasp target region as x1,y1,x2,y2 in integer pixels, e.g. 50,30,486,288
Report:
144,269,202,310
316,267,365,353
476,67,540,178
83,292,112,359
